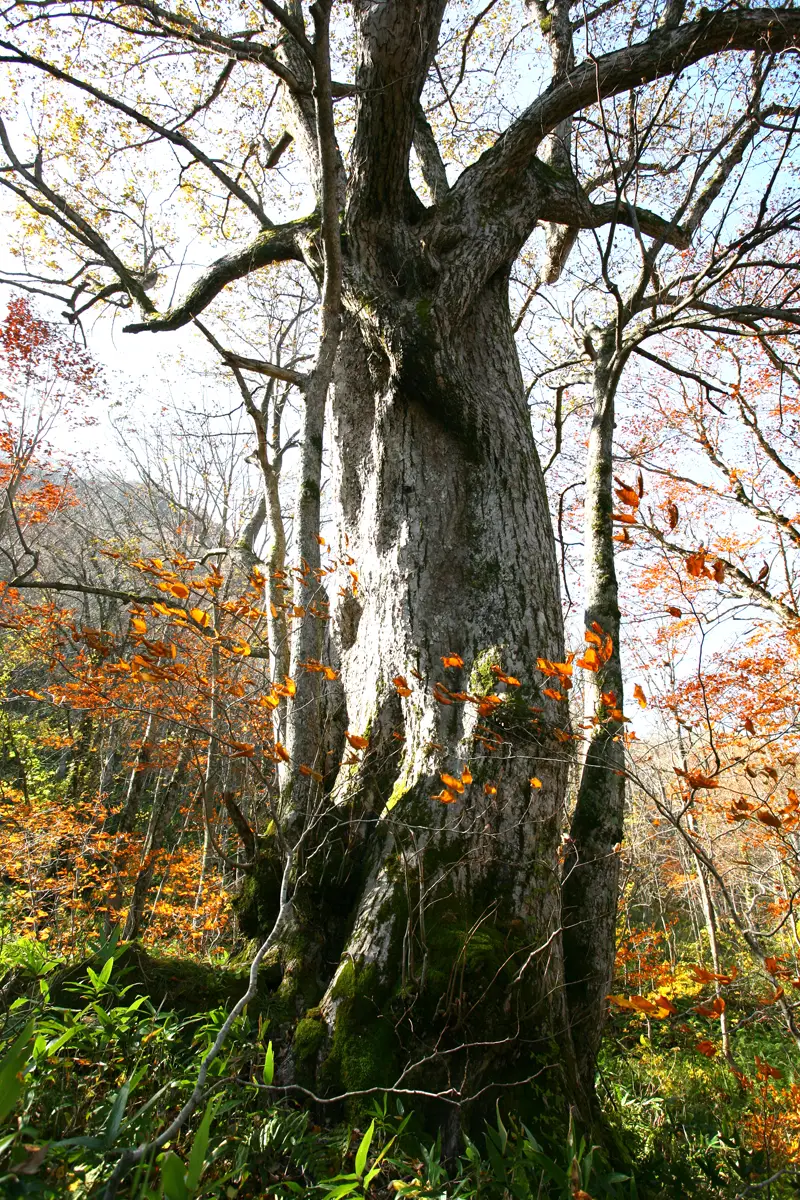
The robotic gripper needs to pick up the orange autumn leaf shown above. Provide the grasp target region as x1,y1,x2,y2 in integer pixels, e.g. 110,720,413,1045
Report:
667,606,682,618
608,994,673,1019
537,657,573,682
612,511,637,524
151,601,181,617
229,742,255,759
530,777,542,789
299,764,324,782
675,767,719,790
695,997,726,1018
131,616,147,634
190,607,211,628
755,1056,783,1080
491,665,521,687
633,684,647,709
461,766,473,786
695,1040,718,1058
614,482,640,509
440,772,465,794
432,788,457,804
392,675,412,697
169,582,190,599
577,647,599,672
543,687,563,701
712,559,726,583
300,658,339,681
685,549,706,578
484,783,497,795
667,502,679,529
274,742,290,763
441,653,464,669
756,809,782,829
345,732,369,751
782,790,799,815
690,965,737,985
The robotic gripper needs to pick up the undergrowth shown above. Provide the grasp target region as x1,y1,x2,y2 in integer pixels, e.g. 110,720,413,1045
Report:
1,937,798,1198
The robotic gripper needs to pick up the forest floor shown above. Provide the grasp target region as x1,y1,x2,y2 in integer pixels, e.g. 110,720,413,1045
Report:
1,923,798,1200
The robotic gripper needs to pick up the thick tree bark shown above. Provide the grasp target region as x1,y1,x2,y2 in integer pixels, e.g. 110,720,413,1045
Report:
243,251,588,1126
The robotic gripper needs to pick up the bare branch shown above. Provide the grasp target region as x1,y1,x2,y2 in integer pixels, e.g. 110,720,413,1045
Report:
123,216,316,333
0,37,273,226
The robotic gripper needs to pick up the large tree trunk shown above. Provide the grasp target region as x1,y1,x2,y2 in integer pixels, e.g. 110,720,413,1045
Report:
244,268,589,1128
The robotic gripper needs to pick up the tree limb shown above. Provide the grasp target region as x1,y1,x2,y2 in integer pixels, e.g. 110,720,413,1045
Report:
639,522,800,630
413,106,450,204
347,0,447,222
123,216,316,333
448,7,800,266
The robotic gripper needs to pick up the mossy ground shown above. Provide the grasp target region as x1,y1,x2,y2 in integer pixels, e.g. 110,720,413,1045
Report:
10,942,280,1014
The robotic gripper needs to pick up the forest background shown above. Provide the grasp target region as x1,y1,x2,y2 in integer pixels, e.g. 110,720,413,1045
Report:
0,0,799,1197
